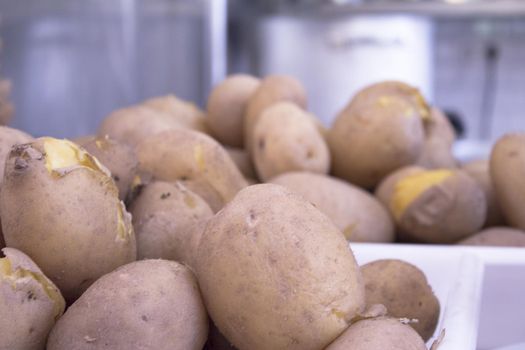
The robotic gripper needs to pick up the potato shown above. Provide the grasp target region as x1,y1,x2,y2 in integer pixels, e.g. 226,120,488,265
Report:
458,227,525,247
0,138,136,301
490,133,525,230
0,80,13,125
361,259,440,341
81,136,138,200
325,317,427,350
1,247,65,350
207,74,260,147
136,129,248,213
252,102,330,181
462,159,504,227
270,172,394,242
225,147,257,181
194,184,365,350
244,74,307,153
378,168,486,243
47,260,208,350
417,107,457,169
129,181,213,262
328,81,429,189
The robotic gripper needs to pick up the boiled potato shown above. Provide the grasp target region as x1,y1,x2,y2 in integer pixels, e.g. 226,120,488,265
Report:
136,129,248,212
361,259,440,341
1,247,65,350
270,172,394,242
490,133,525,230
325,317,427,350
129,181,213,262
194,184,365,350
462,159,504,227
252,102,329,181
207,74,260,147
417,107,457,169
225,147,257,182
328,81,429,189
47,260,208,350
458,227,525,247
0,138,136,301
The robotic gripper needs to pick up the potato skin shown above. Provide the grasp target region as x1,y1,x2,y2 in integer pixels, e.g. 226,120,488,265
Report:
1,247,65,350
252,102,329,181
47,260,208,350
325,317,427,350
0,125,33,180
195,184,365,350
361,259,440,341
136,129,248,212
129,181,213,262
270,172,394,243
328,81,428,189
0,139,136,302
225,147,257,181
207,74,260,148
458,227,525,247
417,107,457,169
490,133,525,230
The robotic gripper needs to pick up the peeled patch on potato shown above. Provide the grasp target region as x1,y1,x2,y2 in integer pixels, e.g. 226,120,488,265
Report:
1,247,65,350
0,137,136,301
252,102,330,181
47,260,208,350
458,227,525,247
361,259,440,341
270,172,394,243
195,184,365,350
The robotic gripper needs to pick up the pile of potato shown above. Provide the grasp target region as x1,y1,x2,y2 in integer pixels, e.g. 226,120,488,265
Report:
1,74,524,350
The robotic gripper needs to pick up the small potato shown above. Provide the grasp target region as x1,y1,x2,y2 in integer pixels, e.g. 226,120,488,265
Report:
328,81,429,189
136,129,248,213
244,74,307,153
417,107,457,169
490,133,525,230
81,136,138,200
47,260,208,350
1,247,65,350
361,259,440,341
195,184,365,350
129,181,213,262
325,317,426,350
458,227,525,247
1,138,136,302
270,172,394,243
225,147,257,181
252,102,329,181
462,159,504,227
207,74,260,147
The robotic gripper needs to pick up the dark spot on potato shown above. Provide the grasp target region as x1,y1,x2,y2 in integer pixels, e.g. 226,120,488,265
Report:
160,192,171,199
113,175,120,182
306,149,314,159
26,290,36,301
418,301,423,307
258,138,265,150
180,175,189,181
508,150,519,157
141,315,148,322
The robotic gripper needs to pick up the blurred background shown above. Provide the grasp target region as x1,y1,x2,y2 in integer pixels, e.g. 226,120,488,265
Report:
0,0,524,158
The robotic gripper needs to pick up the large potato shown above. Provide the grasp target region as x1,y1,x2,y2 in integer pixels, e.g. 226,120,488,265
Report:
490,133,525,230
252,102,330,181
1,247,65,350
47,260,208,350
328,81,429,189
207,74,260,147
417,107,457,169
136,129,248,212
458,227,525,247
270,172,394,243
0,138,136,301
361,259,440,341
194,184,365,350
129,181,213,262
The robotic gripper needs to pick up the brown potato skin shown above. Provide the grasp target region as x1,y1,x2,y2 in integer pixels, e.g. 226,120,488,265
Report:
417,107,457,169
270,172,394,243
225,147,257,181
244,75,307,153
207,74,260,148
490,133,525,230
361,259,440,341
329,81,428,189
136,129,248,213
47,260,208,350
194,184,365,350
462,159,505,227
458,227,525,247
0,140,136,302
252,102,329,181
129,181,213,262
325,317,427,350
